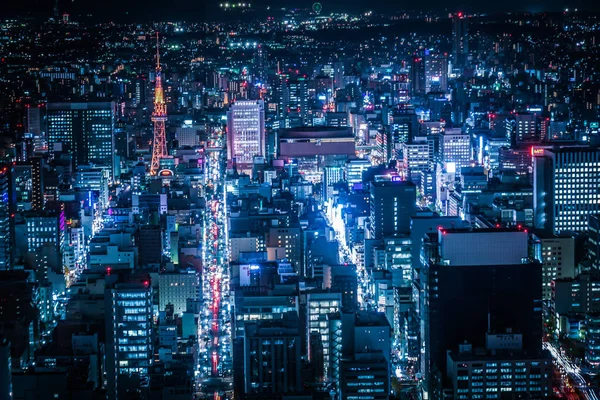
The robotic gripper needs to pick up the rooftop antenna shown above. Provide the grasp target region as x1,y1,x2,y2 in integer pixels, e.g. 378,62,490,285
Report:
155,32,161,71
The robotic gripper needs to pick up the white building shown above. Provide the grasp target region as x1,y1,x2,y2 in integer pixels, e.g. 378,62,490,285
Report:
440,128,471,175
226,100,265,171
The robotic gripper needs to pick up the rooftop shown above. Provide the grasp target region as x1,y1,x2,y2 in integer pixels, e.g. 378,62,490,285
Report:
279,126,353,139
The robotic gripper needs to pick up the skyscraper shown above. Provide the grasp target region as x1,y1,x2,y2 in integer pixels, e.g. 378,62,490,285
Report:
226,100,266,172
31,158,44,211
533,147,600,234
47,102,115,175
105,281,153,399
424,52,447,93
369,180,417,239
0,167,12,271
243,314,302,396
440,128,471,175
452,12,469,69
421,228,544,397
410,56,425,97
277,74,308,126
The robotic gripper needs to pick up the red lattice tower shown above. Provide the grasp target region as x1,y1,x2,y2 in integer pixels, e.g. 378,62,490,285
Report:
150,32,167,176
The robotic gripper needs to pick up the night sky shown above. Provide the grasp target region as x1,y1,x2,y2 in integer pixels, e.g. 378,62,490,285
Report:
3,0,600,21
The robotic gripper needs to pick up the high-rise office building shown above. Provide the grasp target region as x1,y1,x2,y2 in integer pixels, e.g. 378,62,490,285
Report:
344,159,371,187
323,165,343,203
420,228,543,398
390,110,419,159
0,167,12,271
47,102,115,176
424,52,447,93
11,164,33,212
452,13,469,69
440,128,471,175
24,211,64,254
243,314,302,396
277,74,308,126
515,113,537,143
530,232,576,300
410,56,425,97
226,100,266,172
328,311,391,399
533,147,600,234
307,292,342,378
369,180,417,239
31,158,44,211
105,281,153,399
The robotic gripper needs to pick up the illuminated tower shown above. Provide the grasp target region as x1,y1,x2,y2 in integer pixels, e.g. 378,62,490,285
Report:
150,33,167,176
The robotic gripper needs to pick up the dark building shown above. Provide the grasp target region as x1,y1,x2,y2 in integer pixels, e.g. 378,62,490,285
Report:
31,158,44,211
498,146,532,178
243,313,302,396
0,337,11,400
340,353,389,400
324,265,358,311
591,215,600,271
369,180,417,239
390,109,420,159
452,13,469,69
277,127,355,158
0,167,12,271
410,56,425,97
136,225,162,267
420,229,543,396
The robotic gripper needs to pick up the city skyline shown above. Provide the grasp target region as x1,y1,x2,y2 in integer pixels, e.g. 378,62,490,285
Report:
1,3,600,400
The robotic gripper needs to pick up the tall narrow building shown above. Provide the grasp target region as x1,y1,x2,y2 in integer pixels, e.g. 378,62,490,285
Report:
105,281,153,399
226,100,265,172
452,12,469,69
0,167,12,271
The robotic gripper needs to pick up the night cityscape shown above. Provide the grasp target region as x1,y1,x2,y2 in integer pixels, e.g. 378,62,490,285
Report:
1,1,600,399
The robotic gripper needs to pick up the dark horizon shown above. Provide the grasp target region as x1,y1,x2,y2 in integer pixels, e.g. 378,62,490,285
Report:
3,0,600,22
